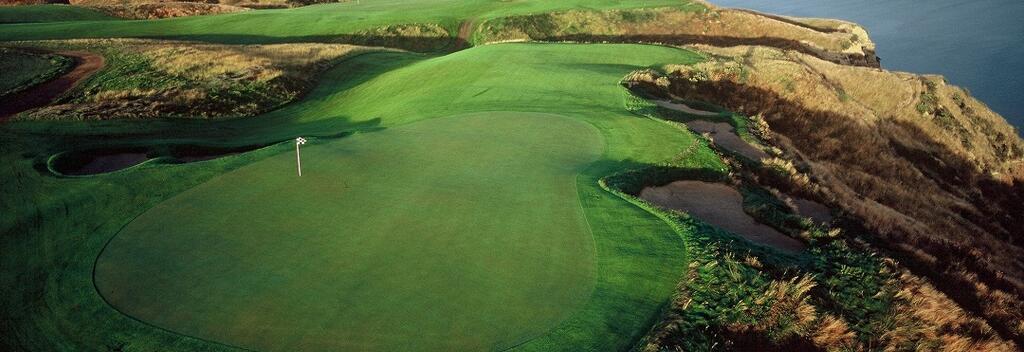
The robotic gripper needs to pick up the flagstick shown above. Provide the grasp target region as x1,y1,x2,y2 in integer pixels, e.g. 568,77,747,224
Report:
295,137,307,176
296,142,302,176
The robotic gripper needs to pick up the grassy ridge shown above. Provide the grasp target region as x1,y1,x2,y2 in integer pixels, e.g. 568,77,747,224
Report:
0,0,697,43
0,43,708,350
0,47,71,98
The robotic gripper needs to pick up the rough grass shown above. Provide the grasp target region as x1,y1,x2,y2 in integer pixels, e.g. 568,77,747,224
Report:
8,39,381,120
0,47,72,98
87,2,248,20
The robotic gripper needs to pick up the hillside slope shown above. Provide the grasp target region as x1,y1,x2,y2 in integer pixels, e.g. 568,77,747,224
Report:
625,43,1024,345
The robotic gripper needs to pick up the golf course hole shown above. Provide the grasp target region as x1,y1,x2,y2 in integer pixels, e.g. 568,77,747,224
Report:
49,148,151,176
640,180,805,253
95,112,604,351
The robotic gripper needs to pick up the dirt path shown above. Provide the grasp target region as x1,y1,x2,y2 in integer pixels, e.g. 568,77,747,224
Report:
640,180,806,253
453,19,476,51
0,51,104,121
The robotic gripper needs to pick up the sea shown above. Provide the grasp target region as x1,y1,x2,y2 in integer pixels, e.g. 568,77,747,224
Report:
710,0,1024,135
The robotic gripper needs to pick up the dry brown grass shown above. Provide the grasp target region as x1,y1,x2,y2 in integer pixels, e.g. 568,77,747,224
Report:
87,2,247,19
478,4,878,67
881,269,1015,351
14,39,381,120
142,42,361,83
625,44,1024,345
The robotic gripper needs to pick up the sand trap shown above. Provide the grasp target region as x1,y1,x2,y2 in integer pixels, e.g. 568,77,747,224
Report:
640,180,805,253
651,99,768,161
684,120,768,161
790,197,833,224
61,152,149,175
653,100,720,116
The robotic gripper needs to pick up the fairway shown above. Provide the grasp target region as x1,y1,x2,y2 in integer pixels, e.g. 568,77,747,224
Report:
95,112,604,351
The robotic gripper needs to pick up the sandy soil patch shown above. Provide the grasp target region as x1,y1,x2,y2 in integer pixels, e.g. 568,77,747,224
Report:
640,180,805,253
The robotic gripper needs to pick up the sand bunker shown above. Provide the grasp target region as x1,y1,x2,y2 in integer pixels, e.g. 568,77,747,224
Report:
56,151,149,176
640,180,805,253
654,100,720,116
790,197,833,224
652,99,768,161
684,120,768,161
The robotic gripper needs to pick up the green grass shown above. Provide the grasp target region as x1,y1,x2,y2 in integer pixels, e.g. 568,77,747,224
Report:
95,112,604,351
0,48,72,98
1,43,711,351
0,4,114,24
0,0,699,44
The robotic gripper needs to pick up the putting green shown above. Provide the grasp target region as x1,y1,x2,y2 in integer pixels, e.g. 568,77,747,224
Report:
95,112,604,351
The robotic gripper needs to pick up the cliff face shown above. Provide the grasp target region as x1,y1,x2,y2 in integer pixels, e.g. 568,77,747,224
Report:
477,4,880,67
625,43,1024,343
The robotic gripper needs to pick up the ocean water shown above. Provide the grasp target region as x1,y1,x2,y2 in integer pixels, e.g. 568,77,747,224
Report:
710,0,1024,135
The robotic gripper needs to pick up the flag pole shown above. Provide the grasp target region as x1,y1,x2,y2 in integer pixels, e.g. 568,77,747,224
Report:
295,137,306,176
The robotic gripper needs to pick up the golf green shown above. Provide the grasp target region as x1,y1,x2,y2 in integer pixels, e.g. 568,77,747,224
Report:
94,112,604,351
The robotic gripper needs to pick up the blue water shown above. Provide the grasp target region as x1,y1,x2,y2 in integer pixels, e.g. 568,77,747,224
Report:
711,0,1024,135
